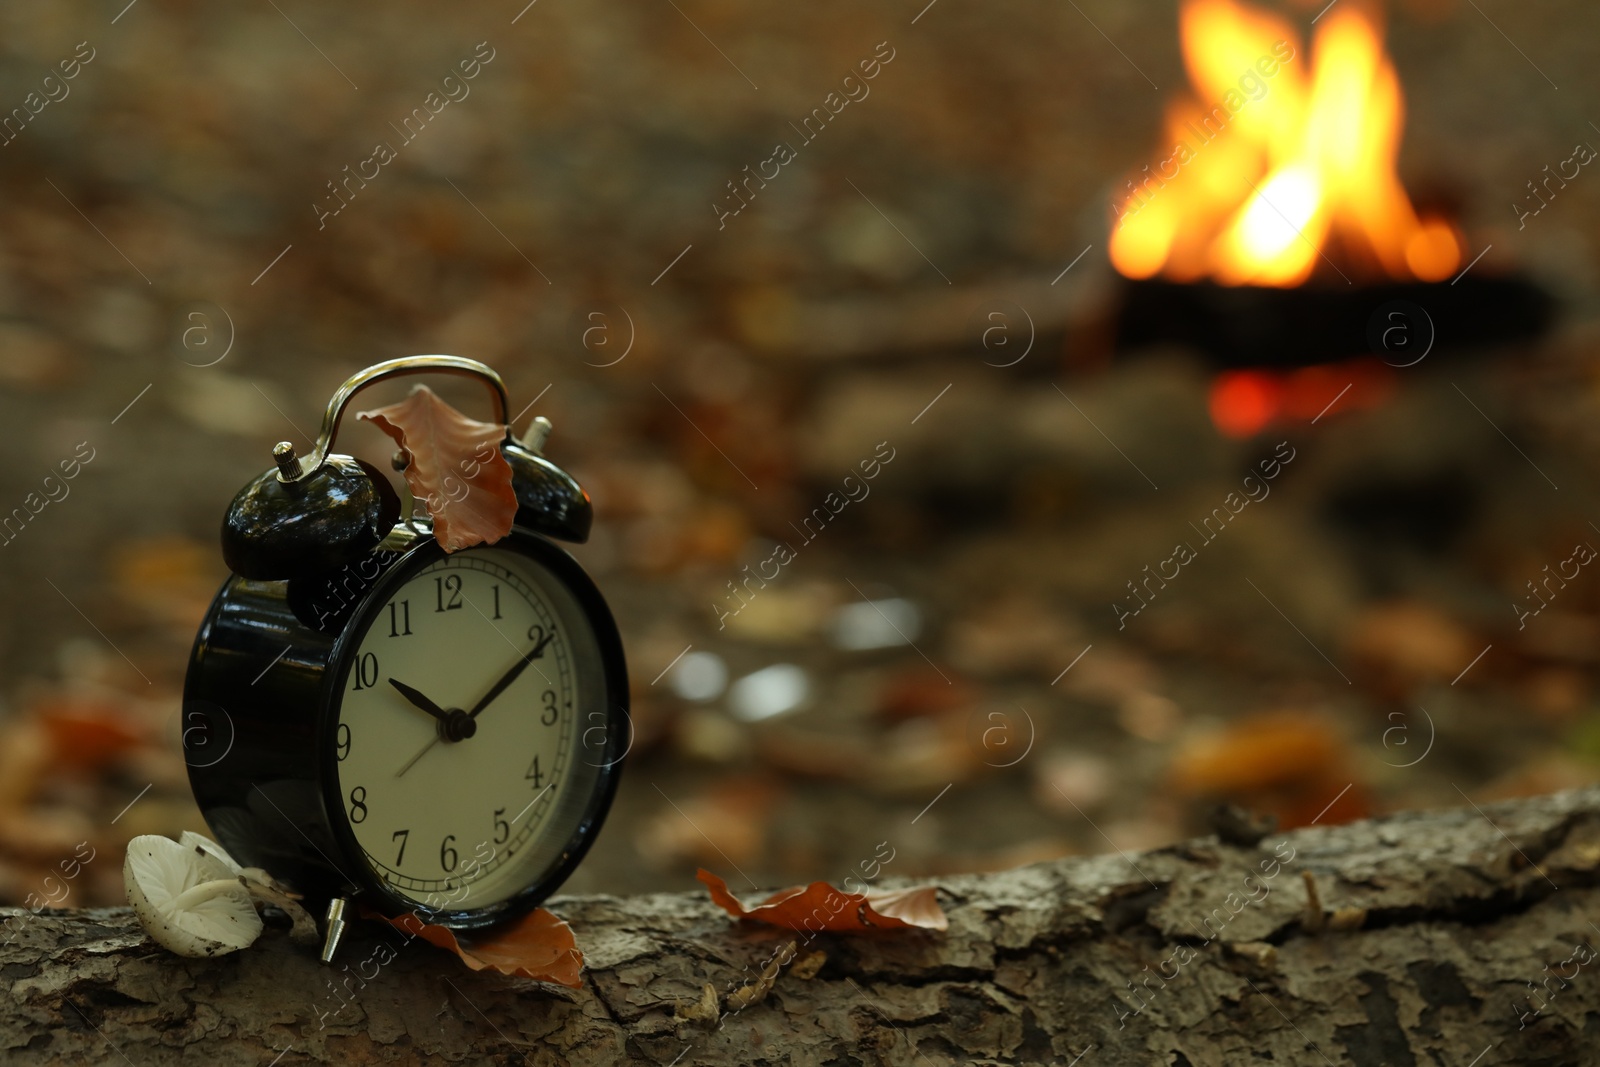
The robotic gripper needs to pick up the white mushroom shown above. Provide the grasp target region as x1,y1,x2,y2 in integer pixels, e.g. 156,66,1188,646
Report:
180,830,242,873
125,833,262,957
126,832,325,956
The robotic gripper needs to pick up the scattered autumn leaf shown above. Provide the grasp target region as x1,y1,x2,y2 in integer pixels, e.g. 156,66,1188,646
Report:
357,385,517,552
698,869,947,933
727,940,794,1010
1169,711,1347,794
790,950,826,979
1345,600,1474,692
37,697,147,772
366,906,583,988
1168,711,1369,829
675,982,720,1023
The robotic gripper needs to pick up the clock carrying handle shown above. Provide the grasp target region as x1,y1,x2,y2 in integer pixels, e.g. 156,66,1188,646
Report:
282,355,512,482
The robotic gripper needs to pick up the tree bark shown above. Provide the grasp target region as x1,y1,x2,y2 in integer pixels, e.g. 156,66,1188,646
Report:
6,786,1600,1066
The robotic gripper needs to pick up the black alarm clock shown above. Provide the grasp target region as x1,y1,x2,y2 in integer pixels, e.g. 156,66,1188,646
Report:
182,356,628,960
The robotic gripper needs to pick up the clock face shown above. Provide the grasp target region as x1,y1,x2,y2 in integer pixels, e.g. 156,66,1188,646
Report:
331,545,612,915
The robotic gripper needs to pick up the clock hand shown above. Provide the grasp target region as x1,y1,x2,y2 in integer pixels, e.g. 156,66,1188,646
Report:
394,633,553,778
395,736,437,778
390,680,479,779
467,630,556,719
388,678,450,721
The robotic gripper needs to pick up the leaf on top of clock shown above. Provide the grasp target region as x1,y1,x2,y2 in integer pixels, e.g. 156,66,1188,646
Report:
365,906,584,988
357,385,517,552
697,869,947,933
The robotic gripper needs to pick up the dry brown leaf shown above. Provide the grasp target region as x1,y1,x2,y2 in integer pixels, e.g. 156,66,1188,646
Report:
367,906,583,988
698,869,947,933
726,941,794,1011
37,697,147,772
1168,711,1346,794
790,950,826,979
1167,711,1369,829
357,385,516,552
675,982,720,1022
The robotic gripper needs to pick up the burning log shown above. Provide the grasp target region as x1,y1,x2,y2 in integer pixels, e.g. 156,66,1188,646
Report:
1114,273,1553,369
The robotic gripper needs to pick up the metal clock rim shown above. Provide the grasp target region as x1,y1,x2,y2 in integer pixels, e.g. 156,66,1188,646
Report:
314,529,630,931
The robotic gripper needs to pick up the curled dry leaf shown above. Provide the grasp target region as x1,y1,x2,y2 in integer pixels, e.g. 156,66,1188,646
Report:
726,940,795,1011
366,906,584,988
698,869,948,933
790,950,826,980
676,982,720,1023
357,385,517,552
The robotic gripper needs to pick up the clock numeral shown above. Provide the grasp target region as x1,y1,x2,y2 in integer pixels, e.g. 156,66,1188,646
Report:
440,835,458,873
528,623,554,651
540,689,559,727
388,600,412,637
493,808,510,844
392,829,409,866
336,723,351,761
525,754,544,788
348,786,368,824
434,574,463,613
491,585,503,620
351,652,379,691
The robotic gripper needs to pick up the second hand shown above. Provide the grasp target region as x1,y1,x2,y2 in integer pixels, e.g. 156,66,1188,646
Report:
395,735,437,778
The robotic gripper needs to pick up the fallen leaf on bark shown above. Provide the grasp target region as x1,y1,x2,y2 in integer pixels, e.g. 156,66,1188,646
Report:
357,385,516,552
365,906,583,988
726,940,795,1010
698,868,947,932
675,982,720,1022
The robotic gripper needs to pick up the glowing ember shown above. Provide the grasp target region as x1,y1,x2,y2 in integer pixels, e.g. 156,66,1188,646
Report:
1208,360,1395,438
1110,0,1459,287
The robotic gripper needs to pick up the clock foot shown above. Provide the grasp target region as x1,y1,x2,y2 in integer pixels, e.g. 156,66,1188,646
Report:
320,897,350,964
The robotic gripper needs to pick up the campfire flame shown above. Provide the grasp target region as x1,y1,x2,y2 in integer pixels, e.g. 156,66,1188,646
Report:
1109,0,1459,287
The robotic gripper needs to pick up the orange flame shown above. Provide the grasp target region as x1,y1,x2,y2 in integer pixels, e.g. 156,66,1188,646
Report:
1109,0,1458,286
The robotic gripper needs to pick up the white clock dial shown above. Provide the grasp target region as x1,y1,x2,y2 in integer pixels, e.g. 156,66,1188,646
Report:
332,546,603,913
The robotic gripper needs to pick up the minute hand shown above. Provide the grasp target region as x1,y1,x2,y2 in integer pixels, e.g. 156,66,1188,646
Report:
468,631,556,718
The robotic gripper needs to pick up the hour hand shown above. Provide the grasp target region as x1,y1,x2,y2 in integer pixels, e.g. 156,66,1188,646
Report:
388,678,449,721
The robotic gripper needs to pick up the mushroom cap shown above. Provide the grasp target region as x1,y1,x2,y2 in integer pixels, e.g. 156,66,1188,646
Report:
180,830,243,874
124,834,262,957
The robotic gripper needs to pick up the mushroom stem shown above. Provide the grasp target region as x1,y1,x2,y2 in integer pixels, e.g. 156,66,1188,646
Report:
169,878,247,912
239,872,319,945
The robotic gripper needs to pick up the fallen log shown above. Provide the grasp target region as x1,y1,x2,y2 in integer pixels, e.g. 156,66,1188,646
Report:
6,785,1600,1066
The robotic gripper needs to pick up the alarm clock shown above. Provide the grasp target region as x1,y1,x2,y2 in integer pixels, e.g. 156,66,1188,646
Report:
182,356,629,960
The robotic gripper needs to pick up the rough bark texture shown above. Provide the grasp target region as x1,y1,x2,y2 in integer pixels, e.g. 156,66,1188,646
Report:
7,787,1600,1066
